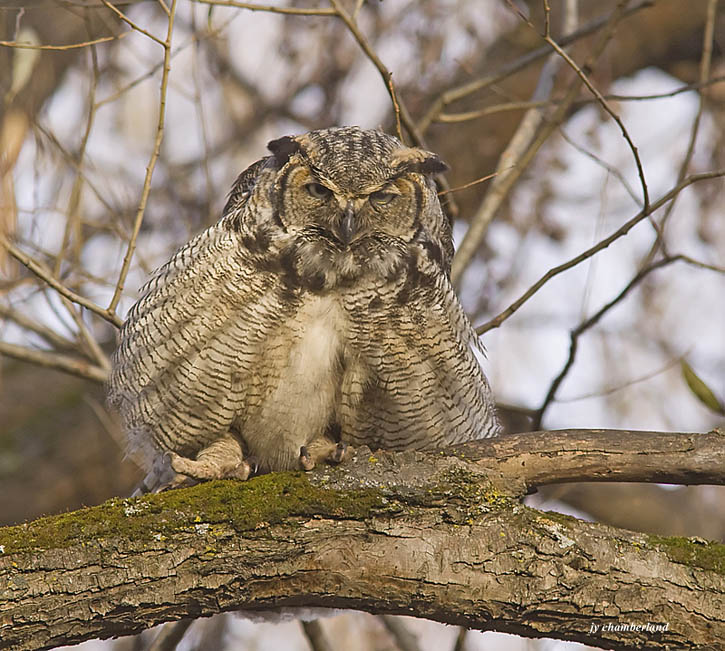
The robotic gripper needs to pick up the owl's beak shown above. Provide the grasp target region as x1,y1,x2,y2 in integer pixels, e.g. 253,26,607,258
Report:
335,204,358,246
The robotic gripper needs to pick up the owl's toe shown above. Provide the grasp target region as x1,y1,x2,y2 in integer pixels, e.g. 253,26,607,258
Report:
299,446,316,471
225,460,252,481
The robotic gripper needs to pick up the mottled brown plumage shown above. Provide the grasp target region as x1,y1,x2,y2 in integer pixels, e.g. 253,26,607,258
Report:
108,126,500,491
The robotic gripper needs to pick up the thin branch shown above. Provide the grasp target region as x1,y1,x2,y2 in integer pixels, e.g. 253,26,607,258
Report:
533,255,684,428
60,295,111,372
0,304,76,351
328,0,405,142
641,0,718,265
417,0,652,133
451,1,633,284
100,0,165,46
0,340,108,383
437,170,500,196
0,233,123,328
556,355,682,403
54,34,102,277
540,20,650,210
436,75,725,124
0,33,130,50
107,0,177,314
193,0,336,15
559,128,642,207
325,0,461,215
475,169,725,334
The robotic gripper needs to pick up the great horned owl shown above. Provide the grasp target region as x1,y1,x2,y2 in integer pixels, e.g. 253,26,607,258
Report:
108,126,500,491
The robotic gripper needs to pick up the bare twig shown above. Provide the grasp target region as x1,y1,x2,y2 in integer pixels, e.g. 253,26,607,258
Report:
555,355,682,403
540,17,650,210
0,304,75,351
0,340,108,383
437,171,500,196
55,37,101,276
0,233,123,328
641,0,718,265
100,0,165,46
417,0,652,133
193,0,336,16
107,0,178,314
328,0,406,142
0,33,130,50
533,255,684,428
559,128,642,207
436,75,725,124
475,169,725,334
452,1,634,284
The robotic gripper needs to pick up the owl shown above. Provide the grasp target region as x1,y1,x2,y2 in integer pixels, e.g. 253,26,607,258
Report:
108,126,500,492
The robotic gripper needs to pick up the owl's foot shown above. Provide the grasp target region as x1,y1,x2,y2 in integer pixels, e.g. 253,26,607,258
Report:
169,433,251,482
299,439,349,471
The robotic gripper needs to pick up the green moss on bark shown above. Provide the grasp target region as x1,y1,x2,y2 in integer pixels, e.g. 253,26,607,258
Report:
0,472,386,555
647,534,725,575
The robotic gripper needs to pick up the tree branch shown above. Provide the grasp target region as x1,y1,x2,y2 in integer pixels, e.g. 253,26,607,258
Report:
1,430,723,651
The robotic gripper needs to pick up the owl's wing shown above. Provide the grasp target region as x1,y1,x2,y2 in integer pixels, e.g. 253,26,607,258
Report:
342,272,500,451
108,163,281,472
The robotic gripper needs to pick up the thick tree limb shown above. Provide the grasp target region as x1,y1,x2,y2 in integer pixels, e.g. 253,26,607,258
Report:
1,430,723,651
458,428,725,488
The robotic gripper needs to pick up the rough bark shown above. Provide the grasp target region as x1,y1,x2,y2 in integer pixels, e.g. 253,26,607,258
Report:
1,429,723,651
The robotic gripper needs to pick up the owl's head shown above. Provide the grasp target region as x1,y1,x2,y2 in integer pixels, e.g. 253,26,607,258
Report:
232,126,453,290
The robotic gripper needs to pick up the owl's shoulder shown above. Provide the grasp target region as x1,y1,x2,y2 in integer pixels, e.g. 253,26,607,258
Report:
222,156,272,226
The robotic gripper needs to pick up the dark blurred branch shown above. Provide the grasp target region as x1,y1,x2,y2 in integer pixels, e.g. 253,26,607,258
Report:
300,620,334,651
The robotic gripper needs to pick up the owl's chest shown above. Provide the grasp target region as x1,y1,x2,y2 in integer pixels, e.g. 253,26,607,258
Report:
241,294,349,465
284,294,347,383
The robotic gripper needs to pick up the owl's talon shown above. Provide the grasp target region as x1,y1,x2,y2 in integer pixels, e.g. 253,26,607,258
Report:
299,446,315,471
331,442,347,464
245,455,261,475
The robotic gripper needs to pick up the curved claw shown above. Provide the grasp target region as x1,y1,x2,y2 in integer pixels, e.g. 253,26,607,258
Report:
331,441,347,464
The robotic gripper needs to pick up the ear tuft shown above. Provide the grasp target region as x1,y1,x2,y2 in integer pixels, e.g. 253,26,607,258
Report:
267,135,300,165
415,154,449,175
391,147,449,176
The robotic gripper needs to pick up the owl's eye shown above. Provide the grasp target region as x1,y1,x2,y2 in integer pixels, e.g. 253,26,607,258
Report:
369,191,396,207
306,183,332,200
